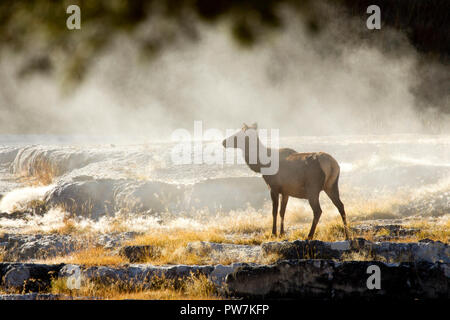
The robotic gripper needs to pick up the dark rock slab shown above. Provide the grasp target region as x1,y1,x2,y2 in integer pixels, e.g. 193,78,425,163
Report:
0,232,138,262
352,224,420,241
0,263,64,292
262,238,450,263
44,179,119,219
59,264,216,290
0,233,78,261
0,293,71,300
225,260,450,300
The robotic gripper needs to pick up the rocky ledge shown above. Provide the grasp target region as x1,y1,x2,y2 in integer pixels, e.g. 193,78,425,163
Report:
225,260,449,300
0,260,448,300
0,232,138,261
262,238,449,263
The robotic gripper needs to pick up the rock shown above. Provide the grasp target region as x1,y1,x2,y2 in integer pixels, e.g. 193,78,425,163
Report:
4,266,30,290
97,232,139,250
225,260,450,300
59,264,82,289
44,179,118,219
352,224,420,241
419,238,435,243
42,176,269,219
0,146,20,165
114,181,185,214
208,263,254,287
44,179,184,218
262,239,450,263
0,293,69,300
0,233,78,261
10,145,104,178
1,260,448,300
186,242,262,263
119,245,159,263
0,263,63,292
262,240,350,260
0,232,137,262
58,264,216,290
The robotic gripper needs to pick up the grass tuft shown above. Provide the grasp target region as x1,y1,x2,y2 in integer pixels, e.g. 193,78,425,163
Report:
51,273,220,300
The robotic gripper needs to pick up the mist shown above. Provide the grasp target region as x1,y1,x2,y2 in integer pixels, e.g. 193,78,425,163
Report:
0,4,448,139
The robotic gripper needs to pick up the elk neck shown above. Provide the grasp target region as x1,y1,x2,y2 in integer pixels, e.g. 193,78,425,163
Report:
242,136,272,173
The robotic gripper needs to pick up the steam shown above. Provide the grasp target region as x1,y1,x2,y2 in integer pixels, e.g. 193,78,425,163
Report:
0,4,448,138
0,185,53,213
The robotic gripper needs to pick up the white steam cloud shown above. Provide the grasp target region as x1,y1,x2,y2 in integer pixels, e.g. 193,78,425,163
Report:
0,4,448,138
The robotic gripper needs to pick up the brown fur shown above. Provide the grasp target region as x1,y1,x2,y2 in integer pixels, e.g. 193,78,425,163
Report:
223,126,350,239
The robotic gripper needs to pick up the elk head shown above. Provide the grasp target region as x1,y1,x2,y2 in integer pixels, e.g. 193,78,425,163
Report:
222,123,258,149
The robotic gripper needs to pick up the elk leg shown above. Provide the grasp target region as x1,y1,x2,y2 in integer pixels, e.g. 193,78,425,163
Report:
307,195,322,240
279,194,289,235
270,190,279,236
325,184,350,240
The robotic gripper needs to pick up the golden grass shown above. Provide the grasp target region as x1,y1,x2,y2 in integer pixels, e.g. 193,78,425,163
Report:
51,273,221,300
0,247,6,262
33,209,449,267
127,229,239,265
19,158,59,186
48,217,79,235
404,219,450,243
38,246,127,266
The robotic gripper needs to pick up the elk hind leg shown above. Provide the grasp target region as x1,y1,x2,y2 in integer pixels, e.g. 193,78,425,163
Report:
325,182,350,240
307,195,322,240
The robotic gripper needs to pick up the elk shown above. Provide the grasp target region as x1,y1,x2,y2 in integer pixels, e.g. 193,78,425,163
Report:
222,123,350,240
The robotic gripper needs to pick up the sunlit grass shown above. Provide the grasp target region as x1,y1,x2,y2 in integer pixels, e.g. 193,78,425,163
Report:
18,158,59,186
40,246,127,266
51,273,221,300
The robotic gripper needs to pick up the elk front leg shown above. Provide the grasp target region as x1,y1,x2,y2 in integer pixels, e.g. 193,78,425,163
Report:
279,194,289,235
270,190,279,236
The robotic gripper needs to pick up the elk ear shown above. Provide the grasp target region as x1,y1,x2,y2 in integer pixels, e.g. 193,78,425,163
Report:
242,123,249,130
250,122,258,129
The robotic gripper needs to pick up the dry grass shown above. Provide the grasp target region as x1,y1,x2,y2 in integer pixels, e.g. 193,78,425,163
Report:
34,210,449,266
19,158,59,186
404,219,450,243
51,273,220,300
127,229,239,265
43,247,127,266
0,247,6,262
48,216,79,235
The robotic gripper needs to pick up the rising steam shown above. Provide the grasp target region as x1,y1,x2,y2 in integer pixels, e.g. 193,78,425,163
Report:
0,3,448,139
